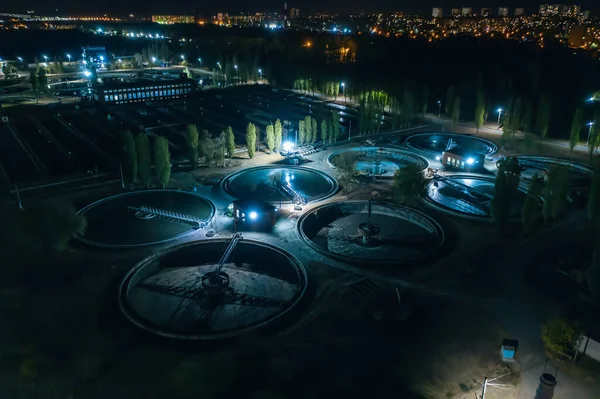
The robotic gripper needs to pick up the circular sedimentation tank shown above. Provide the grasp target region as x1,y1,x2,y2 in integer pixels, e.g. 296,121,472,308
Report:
119,238,307,340
78,190,215,248
297,200,444,265
425,174,528,219
221,166,338,204
326,147,429,177
405,133,497,156
514,156,592,188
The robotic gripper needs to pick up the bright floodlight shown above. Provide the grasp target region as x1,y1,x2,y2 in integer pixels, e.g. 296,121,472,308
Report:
152,57,156,62
341,82,345,87
435,155,441,161
589,122,595,126
589,97,595,102
258,68,262,73
497,108,503,113
283,141,294,152
43,55,48,60
99,55,104,61
83,70,92,77
249,211,258,220
466,157,475,165
437,100,441,104
180,54,185,59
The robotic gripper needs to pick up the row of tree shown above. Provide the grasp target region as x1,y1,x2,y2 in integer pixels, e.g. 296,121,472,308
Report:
184,124,236,167
298,112,341,145
120,131,171,188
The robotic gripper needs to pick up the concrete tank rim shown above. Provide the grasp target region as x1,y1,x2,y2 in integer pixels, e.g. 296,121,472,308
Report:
405,132,498,156
423,173,533,221
220,165,339,204
296,199,445,266
325,146,430,175
76,189,216,249
118,237,308,340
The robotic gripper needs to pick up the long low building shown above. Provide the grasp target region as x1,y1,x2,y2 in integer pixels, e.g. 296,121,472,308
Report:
91,78,196,104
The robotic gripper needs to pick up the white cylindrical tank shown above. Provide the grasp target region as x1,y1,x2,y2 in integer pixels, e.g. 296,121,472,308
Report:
534,373,557,399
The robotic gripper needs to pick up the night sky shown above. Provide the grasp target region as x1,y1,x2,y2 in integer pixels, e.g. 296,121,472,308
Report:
7,0,597,16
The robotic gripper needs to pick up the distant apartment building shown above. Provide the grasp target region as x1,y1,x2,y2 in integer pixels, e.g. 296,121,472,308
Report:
461,7,473,16
568,25,586,47
432,8,443,18
289,8,300,18
151,15,195,24
515,8,525,16
498,7,509,17
451,8,461,16
481,8,492,17
539,4,581,17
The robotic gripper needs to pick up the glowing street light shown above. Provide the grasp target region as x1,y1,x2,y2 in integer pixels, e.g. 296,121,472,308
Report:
341,82,346,103
197,57,202,63
497,108,503,126
588,121,595,146
83,70,92,77
234,64,238,69
66,53,71,61
17,57,23,62
43,55,48,62
466,157,475,165
248,211,258,220
258,68,262,79
283,141,294,154
180,54,185,60
437,100,441,118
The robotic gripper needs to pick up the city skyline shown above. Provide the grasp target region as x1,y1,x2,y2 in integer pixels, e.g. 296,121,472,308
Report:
4,0,597,15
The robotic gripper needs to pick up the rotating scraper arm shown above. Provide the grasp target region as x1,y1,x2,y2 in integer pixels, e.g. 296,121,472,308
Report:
214,233,243,273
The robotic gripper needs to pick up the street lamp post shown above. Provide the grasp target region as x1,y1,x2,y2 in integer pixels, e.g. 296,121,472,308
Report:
258,68,262,80
151,56,156,70
437,100,441,118
588,122,595,146
234,64,238,84
66,53,71,62
497,108,503,127
341,82,346,103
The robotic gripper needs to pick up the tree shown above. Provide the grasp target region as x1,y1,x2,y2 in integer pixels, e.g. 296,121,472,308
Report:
246,122,257,158
203,137,216,165
420,85,429,115
588,158,600,228
18,202,87,252
184,124,199,168
304,116,313,144
225,126,236,158
37,68,48,92
445,86,455,115
522,98,534,133
330,111,340,142
266,124,275,153
392,164,428,204
451,96,461,125
491,157,521,229
120,130,137,185
511,97,523,137
153,136,171,188
474,90,485,133
569,108,584,152
311,117,317,143
135,134,152,186
542,318,579,355
536,96,552,140
543,165,569,223
298,120,306,145
521,175,543,232
320,119,329,143
29,70,38,93
274,119,283,152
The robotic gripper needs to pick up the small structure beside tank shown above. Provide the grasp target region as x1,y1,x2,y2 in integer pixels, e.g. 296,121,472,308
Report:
500,338,518,362
233,199,276,231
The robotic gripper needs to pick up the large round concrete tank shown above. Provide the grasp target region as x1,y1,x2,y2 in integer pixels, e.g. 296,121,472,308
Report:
534,373,557,399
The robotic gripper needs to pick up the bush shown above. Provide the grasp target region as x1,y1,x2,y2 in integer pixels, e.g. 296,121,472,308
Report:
541,318,579,355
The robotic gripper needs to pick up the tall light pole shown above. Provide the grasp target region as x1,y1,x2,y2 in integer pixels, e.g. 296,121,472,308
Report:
497,108,503,126
258,68,262,80
151,56,156,70
66,53,71,62
437,100,441,118
341,82,346,103
234,64,238,84
17,57,23,63
588,121,595,146
180,54,185,63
